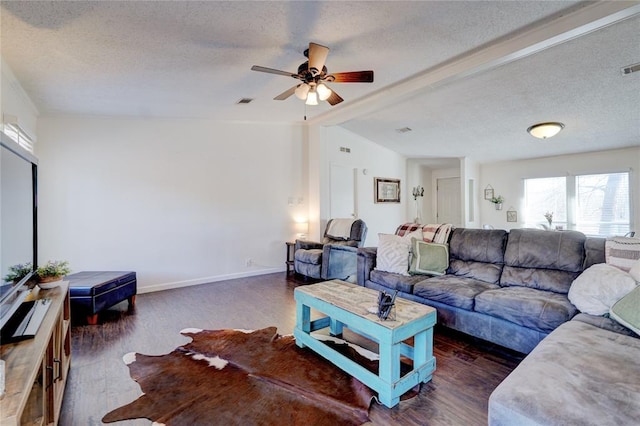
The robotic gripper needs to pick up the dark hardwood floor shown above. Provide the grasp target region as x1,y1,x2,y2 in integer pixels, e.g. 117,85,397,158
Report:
60,273,523,425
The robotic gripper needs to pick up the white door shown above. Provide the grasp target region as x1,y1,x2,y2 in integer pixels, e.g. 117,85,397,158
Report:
330,164,356,218
437,177,461,226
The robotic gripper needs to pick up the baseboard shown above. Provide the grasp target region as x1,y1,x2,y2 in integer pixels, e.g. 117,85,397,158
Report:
137,268,283,294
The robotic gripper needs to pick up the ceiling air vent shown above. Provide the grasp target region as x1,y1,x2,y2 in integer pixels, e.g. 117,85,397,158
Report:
236,98,254,104
396,127,412,134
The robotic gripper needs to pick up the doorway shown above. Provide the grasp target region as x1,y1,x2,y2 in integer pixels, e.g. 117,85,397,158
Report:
437,177,461,226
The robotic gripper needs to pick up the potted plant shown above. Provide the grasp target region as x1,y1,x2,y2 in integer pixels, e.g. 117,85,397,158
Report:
36,260,71,286
3,262,34,283
490,195,504,210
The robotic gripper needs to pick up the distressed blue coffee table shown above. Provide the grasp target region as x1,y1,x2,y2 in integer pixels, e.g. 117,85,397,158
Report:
294,280,437,408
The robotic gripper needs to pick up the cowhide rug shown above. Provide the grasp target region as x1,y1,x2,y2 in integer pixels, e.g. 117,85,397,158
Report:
102,327,389,425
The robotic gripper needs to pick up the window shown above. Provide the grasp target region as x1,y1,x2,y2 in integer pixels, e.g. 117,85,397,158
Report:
2,123,34,153
575,172,630,236
524,176,566,228
523,172,631,237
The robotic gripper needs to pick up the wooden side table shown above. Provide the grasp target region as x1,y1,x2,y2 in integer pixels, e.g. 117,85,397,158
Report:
285,241,295,274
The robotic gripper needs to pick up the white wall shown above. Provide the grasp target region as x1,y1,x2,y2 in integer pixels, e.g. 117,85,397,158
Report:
480,147,640,232
320,126,407,246
36,116,305,292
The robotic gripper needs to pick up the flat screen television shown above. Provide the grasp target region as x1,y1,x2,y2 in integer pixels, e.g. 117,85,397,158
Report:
0,131,38,332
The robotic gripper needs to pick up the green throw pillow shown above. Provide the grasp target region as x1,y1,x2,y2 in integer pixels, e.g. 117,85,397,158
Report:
409,238,449,276
610,286,640,336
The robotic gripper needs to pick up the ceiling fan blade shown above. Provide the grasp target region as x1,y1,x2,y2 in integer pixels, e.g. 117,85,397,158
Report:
308,43,330,76
274,85,298,100
251,65,300,79
328,71,374,83
326,90,344,106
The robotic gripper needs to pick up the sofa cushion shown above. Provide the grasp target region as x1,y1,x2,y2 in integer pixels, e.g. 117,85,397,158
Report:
584,236,606,269
567,263,637,316
294,248,323,265
409,239,449,276
447,228,507,284
449,228,507,263
369,269,426,293
448,260,504,285
501,228,586,293
474,286,577,332
413,275,499,310
489,320,640,426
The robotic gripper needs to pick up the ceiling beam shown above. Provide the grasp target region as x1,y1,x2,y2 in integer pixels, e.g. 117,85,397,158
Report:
309,1,640,127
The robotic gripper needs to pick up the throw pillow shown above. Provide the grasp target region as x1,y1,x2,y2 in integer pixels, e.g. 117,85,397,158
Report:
610,286,640,336
568,263,637,316
605,236,640,272
375,233,413,276
409,238,449,276
375,230,423,276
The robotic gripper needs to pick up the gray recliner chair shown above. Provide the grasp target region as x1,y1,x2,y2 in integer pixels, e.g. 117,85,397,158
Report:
294,218,367,282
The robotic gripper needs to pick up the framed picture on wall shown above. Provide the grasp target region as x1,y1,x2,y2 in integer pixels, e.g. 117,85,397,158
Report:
374,177,401,203
484,186,494,200
507,210,518,222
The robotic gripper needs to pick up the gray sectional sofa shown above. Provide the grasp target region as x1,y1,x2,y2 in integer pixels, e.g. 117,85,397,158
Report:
358,226,640,423
357,227,604,354
489,313,640,425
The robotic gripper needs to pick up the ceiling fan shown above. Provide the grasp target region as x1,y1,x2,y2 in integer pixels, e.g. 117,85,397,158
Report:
251,42,374,106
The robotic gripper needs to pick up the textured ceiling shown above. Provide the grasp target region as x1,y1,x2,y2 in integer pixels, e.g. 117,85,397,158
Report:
1,1,639,162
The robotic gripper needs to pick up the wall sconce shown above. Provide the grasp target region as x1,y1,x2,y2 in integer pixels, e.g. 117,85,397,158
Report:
412,186,424,200
412,186,424,223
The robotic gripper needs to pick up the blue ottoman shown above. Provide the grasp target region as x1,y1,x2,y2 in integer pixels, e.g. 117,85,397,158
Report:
67,271,137,324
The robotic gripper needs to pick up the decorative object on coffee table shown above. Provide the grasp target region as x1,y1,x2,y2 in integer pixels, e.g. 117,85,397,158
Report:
377,290,398,320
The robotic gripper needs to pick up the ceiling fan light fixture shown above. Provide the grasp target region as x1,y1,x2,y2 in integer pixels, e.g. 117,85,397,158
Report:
295,83,310,100
527,122,565,139
316,83,332,101
305,88,318,106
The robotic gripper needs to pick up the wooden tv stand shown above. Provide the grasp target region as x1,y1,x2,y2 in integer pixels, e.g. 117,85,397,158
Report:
1,281,71,426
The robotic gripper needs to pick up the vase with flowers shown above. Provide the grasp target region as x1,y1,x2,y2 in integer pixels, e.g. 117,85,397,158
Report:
544,211,553,230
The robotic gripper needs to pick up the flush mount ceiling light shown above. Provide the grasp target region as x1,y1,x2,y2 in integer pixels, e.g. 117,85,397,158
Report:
527,122,565,139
